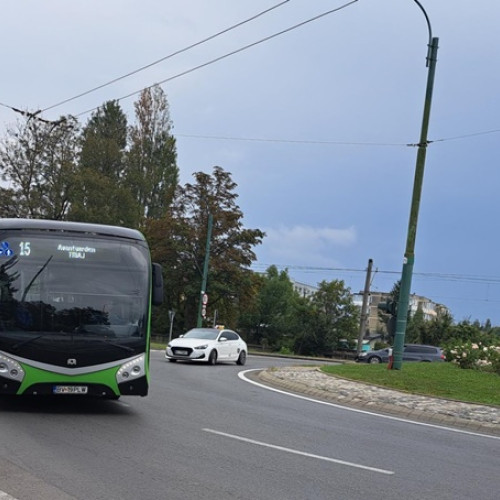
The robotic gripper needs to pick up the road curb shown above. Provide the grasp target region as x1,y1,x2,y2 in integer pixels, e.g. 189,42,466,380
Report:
257,369,500,436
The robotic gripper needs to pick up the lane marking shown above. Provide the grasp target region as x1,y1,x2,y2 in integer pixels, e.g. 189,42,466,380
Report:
203,428,394,475
239,369,500,441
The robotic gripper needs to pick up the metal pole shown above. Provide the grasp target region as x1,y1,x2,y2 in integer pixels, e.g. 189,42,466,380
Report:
168,310,175,342
197,214,213,327
357,259,373,357
392,33,439,370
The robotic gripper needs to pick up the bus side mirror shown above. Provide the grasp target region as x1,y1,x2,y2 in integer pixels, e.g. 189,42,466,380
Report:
152,263,164,306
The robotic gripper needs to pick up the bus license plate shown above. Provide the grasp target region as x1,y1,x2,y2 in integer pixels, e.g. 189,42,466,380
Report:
53,385,89,395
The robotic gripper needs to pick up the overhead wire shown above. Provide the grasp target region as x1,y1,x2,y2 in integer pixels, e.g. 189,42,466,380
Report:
3,0,499,146
175,134,408,147
40,0,292,114
252,263,500,285
73,0,359,118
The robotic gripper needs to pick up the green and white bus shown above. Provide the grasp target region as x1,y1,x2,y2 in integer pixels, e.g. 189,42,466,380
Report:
0,219,163,398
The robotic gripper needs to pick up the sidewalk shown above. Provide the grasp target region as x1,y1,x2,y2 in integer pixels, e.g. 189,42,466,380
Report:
258,366,500,436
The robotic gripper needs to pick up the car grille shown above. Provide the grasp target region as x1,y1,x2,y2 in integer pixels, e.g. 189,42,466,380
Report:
172,347,193,356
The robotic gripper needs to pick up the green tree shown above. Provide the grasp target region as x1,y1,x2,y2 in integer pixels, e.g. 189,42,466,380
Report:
0,114,79,219
127,86,178,222
297,280,358,356
405,305,426,343
70,101,137,226
147,166,264,332
251,266,298,349
447,319,485,343
422,310,453,345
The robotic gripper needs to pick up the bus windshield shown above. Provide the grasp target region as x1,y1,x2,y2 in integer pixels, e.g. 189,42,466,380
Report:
0,230,150,365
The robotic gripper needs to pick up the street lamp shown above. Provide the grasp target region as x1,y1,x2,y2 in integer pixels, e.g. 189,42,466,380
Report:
392,1,439,370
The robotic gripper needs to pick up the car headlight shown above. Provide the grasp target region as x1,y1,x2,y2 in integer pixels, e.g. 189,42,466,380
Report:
195,344,208,350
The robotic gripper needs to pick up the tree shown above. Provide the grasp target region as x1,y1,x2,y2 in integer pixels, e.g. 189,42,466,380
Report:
146,166,264,332
0,114,79,219
249,266,298,349
127,86,178,222
296,280,358,356
405,305,426,343
70,101,137,226
422,310,453,345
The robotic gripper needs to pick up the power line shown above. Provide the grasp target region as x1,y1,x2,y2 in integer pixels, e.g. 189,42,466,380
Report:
252,262,500,286
74,0,359,118
175,128,500,147
176,133,407,147
40,0,292,114
433,129,500,143
4,98,499,149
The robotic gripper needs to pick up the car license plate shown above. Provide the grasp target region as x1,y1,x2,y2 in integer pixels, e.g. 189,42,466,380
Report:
176,350,189,356
53,385,88,395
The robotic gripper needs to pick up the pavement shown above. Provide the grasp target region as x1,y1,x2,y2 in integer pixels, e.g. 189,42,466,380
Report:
257,366,500,436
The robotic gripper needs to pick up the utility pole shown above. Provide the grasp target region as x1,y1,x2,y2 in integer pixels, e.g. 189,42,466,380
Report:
392,1,439,369
197,214,213,327
168,310,175,342
356,258,373,357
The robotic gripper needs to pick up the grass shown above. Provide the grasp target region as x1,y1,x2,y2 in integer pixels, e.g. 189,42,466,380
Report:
321,362,500,406
151,342,166,350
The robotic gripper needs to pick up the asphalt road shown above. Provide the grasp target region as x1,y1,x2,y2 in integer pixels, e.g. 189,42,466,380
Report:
0,352,498,500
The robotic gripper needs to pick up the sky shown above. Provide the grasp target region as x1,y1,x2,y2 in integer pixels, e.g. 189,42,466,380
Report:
2,1,500,324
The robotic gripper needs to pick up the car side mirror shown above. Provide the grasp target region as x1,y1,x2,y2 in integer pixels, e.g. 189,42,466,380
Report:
219,338,227,343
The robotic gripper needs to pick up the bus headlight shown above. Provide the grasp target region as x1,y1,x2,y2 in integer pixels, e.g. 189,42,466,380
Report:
0,354,25,381
116,355,145,384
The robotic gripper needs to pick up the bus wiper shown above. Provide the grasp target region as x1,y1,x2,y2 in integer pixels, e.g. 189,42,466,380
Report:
21,255,53,302
11,332,61,351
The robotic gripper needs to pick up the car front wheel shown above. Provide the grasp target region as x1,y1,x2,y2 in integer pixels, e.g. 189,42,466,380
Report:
236,351,247,366
368,356,382,364
208,350,218,365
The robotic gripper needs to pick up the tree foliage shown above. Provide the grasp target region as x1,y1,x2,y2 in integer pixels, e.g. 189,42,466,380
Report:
146,166,264,333
127,86,178,222
295,280,358,356
0,115,79,219
69,101,138,226
245,266,298,349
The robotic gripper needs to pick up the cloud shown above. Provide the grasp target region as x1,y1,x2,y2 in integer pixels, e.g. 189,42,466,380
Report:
258,224,357,266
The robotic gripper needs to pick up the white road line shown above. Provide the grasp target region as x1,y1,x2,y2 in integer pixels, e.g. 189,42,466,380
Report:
238,369,500,441
203,428,394,475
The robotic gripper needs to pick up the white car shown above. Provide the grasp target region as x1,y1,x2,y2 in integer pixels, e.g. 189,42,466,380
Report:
165,327,247,365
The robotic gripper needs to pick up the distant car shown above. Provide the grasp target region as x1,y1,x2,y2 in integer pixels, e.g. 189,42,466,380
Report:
165,327,247,365
356,344,445,364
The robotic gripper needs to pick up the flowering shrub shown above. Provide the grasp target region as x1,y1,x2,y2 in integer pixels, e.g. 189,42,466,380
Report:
445,341,500,374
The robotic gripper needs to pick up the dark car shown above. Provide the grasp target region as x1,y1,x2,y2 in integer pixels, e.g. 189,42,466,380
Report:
357,344,445,364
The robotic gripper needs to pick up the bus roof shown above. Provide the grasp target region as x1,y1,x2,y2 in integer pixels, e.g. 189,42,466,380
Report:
0,218,145,242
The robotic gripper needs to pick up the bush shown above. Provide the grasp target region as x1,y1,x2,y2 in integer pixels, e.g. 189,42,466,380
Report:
444,340,500,374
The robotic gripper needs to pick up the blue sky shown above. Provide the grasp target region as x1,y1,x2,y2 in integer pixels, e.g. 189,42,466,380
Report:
2,1,500,324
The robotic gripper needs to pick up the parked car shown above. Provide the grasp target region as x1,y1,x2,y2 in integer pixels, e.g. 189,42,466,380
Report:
356,344,445,364
165,327,247,365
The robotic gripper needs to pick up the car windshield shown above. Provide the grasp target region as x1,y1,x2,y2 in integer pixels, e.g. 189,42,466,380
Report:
182,328,219,340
